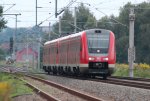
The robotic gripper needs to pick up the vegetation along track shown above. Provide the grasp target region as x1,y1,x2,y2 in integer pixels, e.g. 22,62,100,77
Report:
18,74,105,101
16,77,56,101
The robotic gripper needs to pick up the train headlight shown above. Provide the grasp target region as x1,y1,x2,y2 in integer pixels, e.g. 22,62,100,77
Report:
89,57,95,61
103,58,108,61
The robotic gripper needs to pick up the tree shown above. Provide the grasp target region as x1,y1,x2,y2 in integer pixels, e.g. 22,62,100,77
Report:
52,8,74,38
52,3,96,39
137,24,150,63
97,16,112,29
61,9,74,34
76,3,96,31
0,48,5,60
0,6,7,32
110,2,150,63
133,2,150,63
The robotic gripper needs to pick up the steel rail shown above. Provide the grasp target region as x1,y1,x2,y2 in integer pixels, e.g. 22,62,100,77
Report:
43,74,150,90
17,77,60,101
97,78,150,89
109,76,150,82
26,75,105,101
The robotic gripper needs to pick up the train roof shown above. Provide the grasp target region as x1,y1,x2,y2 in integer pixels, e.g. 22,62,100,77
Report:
44,38,58,45
44,29,112,45
44,31,83,45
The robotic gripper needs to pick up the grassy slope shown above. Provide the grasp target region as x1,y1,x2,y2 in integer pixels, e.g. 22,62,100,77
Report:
0,73,33,100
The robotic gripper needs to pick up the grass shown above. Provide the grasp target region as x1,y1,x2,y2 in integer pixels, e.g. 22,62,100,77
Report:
0,60,7,66
10,79,33,97
113,63,150,78
0,73,33,100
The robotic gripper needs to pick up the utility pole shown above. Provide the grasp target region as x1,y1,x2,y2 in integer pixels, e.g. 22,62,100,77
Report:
35,0,42,70
95,20,98,27
35,0,39,69
49,22,51,40
38,36,41,70
36,0,37,26
13,14,17,59
74,7,77,33
55,0,57,18
3,13,21,59
59,16,62,35
128,8,135,77
35,0,42,25
26,31,29,70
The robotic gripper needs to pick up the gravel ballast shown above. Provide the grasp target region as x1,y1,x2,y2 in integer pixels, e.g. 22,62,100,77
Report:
40,74,150,101
24,77,87,101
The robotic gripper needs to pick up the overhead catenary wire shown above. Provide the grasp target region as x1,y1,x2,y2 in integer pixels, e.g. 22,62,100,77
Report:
95,8,127,27
37,0,78,26
77,2,128,27
3,4,16,13
4,16,16,19
67,22,83,31
7,10,53,12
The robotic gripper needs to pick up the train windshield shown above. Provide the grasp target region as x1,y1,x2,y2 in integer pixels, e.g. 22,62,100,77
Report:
87,32,110,56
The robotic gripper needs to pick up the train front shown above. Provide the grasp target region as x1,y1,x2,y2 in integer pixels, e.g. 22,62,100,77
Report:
84,29,116,78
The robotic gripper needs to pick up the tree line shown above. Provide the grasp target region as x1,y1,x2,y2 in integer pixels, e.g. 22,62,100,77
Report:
0,6,7,60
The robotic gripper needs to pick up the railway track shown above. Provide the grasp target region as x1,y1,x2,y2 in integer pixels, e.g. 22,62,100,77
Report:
18,77,60,101
86,76,150,90
97,77,150,90
2,65,150,93
19,74,104,101
39,74,150,90
109,76,150,82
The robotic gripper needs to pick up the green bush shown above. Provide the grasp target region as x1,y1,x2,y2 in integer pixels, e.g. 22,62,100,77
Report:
113,63,150,78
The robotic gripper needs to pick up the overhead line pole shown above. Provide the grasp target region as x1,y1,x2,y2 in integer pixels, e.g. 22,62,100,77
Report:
49,22,51,40
55,0,57,18
74,7,77,33
55,0,77,18
3,13,21,59
36,0,37,26
35,0,41,70
128,8,135,77
59,16,62,35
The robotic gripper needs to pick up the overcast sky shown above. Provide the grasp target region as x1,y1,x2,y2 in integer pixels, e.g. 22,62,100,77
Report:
0,0,148,28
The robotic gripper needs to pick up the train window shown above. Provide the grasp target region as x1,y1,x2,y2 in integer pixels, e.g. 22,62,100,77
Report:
87,32,110,55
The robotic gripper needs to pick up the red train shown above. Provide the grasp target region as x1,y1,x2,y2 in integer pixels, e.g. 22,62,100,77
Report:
43,29,116,79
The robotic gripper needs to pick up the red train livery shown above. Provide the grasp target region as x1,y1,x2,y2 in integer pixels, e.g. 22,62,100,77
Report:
43,29,116,79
